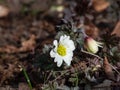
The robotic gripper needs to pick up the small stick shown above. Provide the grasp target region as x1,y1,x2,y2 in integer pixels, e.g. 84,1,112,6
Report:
50,70,69,83
81,49,103,60
109,64,120,75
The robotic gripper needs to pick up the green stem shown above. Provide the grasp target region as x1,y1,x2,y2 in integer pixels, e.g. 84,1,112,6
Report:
22,67,33,90
75,72,78,86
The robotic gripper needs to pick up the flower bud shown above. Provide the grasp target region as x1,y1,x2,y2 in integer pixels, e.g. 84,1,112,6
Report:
84,37,102,53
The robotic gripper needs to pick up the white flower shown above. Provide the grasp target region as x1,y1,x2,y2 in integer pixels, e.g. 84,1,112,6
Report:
85,37,103,54
50,35,75,67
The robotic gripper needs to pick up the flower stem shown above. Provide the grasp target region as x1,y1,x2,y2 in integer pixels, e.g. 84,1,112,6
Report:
75,72,79,86
22,67,33,90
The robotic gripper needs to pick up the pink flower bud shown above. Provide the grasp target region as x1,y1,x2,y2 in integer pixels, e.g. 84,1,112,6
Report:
84,37,102,53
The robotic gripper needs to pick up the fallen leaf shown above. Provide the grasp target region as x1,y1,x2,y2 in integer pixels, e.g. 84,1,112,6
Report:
19,35,36,52
0,35,36,53
92,0,110,12
103,56,116,81
0,5,9,17
111,21,120,37
0,45,18,53
85,23,99,38
0,64,19,85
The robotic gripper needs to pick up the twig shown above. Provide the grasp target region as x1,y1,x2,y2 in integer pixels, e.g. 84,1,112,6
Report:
109,64,120,75
45,70,53,84
81,49,103,60
50,70,69,83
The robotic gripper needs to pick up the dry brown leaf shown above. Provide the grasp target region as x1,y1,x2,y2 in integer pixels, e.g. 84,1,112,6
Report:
0,35,36,53
92,0,110,12
0,64,19,85
0,45,18,53
0,5,9,17
19,35,36,52
85,23,99,38
111,21,120,37
103,56,116,81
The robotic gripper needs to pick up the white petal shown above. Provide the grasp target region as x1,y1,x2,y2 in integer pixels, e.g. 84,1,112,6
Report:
60,35,69,43
53,40,58,51
50,50,56,58
64,57,72,66
53,40,58,46
66,40,75,51
98,44,103,48
96,42,103,45
57,59,63,67
60,36,75,51
65,35,70,40
66,36,70,40
63,52,73,66
97,42,103,48
54,56,63,67
60,35,64,42
54,57,57,62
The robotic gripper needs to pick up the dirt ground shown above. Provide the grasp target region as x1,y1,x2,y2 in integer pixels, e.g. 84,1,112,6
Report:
0,0,120,90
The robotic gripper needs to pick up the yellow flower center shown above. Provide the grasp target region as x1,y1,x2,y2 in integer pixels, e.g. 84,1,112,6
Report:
57,44,66,56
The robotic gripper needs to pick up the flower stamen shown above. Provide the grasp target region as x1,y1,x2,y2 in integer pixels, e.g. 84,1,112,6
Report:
57,44,66,56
